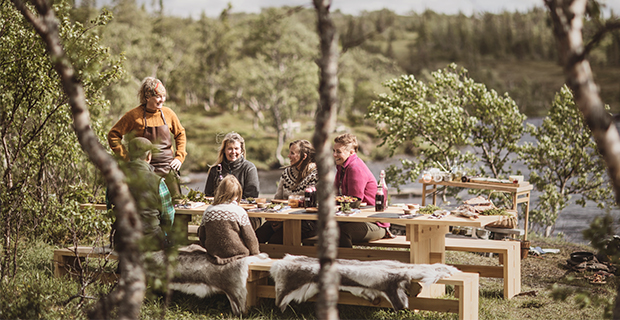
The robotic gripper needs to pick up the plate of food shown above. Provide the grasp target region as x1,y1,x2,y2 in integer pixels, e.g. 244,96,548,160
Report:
335,195,361,208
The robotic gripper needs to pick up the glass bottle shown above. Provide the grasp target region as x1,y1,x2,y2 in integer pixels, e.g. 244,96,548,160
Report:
379,170,388,210
375,189,385,212
304,186,313,208
311,185,317,207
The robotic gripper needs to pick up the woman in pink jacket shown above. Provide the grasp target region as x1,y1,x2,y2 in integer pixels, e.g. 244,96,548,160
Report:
333,133,389,247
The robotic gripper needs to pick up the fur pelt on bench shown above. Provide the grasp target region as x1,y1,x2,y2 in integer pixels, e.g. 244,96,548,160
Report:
270,254,460,311
148,244,269,315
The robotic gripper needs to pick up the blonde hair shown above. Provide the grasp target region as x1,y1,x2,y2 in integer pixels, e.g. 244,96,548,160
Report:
138,77,166,105
334,133,358,152
213,175,243,205
208,132,246,176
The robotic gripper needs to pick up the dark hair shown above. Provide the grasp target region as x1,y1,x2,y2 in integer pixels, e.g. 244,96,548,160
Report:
289,140,315,186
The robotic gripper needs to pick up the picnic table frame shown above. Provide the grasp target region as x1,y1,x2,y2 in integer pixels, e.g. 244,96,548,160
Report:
249,207,502,297
420,179,533,240
80,203,505,297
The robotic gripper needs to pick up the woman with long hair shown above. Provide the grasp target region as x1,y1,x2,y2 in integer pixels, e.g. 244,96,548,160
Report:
203,132,259,199
197,175,260,265
255,139,318,244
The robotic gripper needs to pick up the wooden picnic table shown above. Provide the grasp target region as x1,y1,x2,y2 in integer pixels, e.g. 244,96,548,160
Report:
80,202,505,297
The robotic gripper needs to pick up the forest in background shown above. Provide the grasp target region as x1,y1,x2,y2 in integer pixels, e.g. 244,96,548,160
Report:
72,0,620,171
69,0,620,172
2,1,620,318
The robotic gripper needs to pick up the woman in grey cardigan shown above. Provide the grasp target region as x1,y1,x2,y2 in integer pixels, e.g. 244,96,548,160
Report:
204,132,260,200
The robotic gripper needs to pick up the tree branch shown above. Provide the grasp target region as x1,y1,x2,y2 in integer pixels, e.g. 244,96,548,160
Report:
11,1,146,319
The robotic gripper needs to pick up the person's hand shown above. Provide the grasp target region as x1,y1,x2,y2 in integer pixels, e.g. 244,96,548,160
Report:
170,159,182,171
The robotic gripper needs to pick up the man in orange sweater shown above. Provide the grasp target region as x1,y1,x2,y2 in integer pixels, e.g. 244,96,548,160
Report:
108,77,187,198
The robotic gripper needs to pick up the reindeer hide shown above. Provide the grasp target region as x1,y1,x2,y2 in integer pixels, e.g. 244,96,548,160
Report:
269,254,459,311
148,244,269,315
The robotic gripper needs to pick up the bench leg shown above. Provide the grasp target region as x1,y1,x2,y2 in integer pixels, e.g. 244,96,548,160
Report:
54,251,79,278
247,270,269,308
503,244,521,299
457,273,479,320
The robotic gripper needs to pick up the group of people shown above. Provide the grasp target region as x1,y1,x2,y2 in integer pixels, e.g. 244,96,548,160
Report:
107,77,390,264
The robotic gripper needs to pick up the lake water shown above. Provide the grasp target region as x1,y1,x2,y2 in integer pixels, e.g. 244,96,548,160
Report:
183,118,620,245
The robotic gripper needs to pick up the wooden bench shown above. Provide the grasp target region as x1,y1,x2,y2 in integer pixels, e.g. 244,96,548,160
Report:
53,246,119,281
247,259,479,320
54,247,478,319
360,235,520,299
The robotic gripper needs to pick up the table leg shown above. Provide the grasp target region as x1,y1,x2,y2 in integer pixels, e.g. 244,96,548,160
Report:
523,192,530,241
282,220,302,246
407,224,449,297
175,214,192,244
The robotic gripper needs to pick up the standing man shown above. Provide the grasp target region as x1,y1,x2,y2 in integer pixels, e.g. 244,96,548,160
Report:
108,77,186,198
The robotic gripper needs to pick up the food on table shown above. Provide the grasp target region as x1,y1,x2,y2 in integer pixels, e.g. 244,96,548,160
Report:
479,208,511,216
335,195,359,203
419,204,441,214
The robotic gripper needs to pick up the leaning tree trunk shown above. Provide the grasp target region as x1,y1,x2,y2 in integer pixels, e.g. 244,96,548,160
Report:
312,1,340,319
545,0,620,317
11,1,145,319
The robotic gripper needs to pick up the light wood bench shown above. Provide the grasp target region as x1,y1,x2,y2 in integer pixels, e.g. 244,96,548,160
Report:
54,247,478,319
247,259,479,320
359,235,520,299
53,246,119,281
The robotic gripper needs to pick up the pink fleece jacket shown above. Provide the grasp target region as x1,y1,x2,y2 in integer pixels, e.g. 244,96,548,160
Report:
334,153,389,228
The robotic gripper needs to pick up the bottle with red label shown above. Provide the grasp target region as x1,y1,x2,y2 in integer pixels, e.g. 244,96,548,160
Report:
304,186,313,208
311,184,317,207
379,170,388,210
375,189,384,212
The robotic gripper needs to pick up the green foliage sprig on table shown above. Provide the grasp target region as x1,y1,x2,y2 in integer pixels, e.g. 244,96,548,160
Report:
520,85,614,236
181,187,213,204
419,205,441,214
367,64,525,197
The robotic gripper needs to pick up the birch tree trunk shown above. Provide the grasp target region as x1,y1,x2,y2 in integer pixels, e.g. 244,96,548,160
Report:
11,1,145,319
312,1,340,319
544,0,620,317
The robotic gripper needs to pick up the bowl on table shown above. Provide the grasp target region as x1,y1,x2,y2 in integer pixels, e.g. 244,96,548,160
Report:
335,196,361,209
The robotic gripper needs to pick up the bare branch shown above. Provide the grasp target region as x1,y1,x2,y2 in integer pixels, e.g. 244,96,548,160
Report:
11,0,146,318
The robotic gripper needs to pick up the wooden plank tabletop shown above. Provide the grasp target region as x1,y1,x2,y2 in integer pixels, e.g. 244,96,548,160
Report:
80,203,502,228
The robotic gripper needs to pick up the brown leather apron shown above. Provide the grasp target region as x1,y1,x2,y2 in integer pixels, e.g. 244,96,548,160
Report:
143,108,174,175
143,107,182,198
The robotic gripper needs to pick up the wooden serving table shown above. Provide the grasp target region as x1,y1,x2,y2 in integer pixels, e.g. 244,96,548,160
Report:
420,179,533,240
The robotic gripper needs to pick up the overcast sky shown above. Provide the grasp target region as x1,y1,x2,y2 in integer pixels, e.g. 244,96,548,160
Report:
139,0,620,19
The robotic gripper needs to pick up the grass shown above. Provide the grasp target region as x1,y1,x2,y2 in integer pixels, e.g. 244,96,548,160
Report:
3,234,616,319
